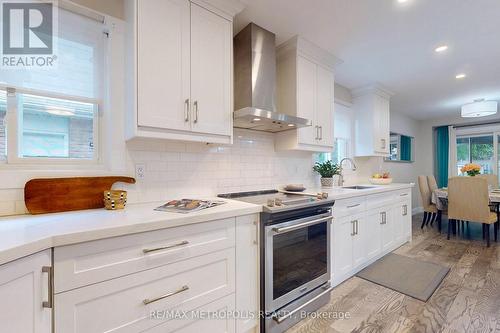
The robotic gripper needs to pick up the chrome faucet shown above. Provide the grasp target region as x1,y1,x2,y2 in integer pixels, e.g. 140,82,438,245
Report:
338,158,357,186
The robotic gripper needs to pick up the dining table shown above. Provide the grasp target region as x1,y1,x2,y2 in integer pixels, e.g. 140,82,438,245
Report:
431,187,500,232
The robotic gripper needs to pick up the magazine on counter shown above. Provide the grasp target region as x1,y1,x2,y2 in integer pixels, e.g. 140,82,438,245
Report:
155,199,226,214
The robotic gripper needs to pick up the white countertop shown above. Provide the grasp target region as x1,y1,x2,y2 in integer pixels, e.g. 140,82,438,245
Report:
0,183,414,266
0,199,261,266
315,182,414,200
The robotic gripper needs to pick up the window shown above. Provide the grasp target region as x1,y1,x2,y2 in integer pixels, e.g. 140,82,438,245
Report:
456,135,494,175
0,7,105,163
318,103,353,164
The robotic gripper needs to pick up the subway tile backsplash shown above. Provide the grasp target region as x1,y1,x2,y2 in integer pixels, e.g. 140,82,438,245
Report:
0,129,320,217
123,129,319,202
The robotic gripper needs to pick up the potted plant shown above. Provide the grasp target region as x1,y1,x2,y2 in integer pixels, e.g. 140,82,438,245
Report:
461,163,481,176
313,160,341,187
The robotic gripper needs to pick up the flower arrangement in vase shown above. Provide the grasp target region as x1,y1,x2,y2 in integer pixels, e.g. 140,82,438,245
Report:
461,163,481,177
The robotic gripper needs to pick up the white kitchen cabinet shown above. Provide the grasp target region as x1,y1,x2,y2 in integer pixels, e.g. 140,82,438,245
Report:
352,215,368,267
0,250,52,333
378,205,394,252
275,36,340,152
332,188,413,286
353,85,393,156
332,213,356,280
393,197,412,243
126,0,242,144
55,249,235,333
136,0,191,132
235,215,259,333
190,3,232,137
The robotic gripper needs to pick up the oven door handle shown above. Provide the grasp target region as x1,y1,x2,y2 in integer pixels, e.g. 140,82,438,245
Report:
272,284,334,323
272,216,333,234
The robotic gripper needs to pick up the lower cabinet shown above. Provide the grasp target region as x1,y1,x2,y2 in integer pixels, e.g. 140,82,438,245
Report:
55,249,235,332
235,215,259,333
52,215,259,333
0,250,52,333
332,189,412,286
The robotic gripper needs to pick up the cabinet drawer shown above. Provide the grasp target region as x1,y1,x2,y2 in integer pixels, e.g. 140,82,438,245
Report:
395,189,411,200
54,218,235,293
366,192,397,209
55,249,235,333
145,294,235,333
334,197,366,218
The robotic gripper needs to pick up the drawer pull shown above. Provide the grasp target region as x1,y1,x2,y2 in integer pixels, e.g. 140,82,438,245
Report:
143,240,189,254
400,193,408,197
42,266,53,309
347,204,360,209
143,285,189,305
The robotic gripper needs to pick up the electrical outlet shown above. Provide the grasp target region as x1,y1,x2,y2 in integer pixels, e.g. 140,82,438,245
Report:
135,164,146,179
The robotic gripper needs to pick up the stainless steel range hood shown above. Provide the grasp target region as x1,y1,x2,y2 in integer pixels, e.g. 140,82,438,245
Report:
233,23,311,133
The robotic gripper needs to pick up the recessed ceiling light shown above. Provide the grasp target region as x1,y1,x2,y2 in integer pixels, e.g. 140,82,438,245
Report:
287,124,295,127
253,118,261,121
435,45,448,53
455,73,467,79
397,0,409,3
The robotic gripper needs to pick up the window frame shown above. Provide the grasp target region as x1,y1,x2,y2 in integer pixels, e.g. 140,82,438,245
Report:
453,125,500,177
2,84,101,166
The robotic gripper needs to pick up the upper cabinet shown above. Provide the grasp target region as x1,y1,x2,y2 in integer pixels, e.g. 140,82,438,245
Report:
275,37,341,152
125,0,243,144
353,85,393,157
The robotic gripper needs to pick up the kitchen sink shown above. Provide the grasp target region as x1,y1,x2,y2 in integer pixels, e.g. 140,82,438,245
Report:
342,185,375,190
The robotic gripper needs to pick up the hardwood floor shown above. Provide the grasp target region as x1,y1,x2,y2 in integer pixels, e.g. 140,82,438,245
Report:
285,214,500,333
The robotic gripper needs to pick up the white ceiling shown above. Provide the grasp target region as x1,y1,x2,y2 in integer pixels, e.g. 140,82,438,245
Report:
234,0,500,120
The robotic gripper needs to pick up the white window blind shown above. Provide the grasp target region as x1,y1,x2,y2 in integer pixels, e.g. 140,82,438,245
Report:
0,7,105,100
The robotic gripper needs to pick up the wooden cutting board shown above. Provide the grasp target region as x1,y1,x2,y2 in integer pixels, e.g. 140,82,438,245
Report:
25,176,136,214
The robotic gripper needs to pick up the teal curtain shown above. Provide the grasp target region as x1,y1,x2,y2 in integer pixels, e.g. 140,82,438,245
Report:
400,135,412,161
435,126,449,187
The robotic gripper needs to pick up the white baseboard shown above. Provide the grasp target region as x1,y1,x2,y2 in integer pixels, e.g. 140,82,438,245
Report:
412,206,423,215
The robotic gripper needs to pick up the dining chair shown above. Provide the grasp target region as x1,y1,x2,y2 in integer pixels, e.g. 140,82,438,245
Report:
448,177,498,247
477,174,499,188
427,175,438,192
418,175,438,228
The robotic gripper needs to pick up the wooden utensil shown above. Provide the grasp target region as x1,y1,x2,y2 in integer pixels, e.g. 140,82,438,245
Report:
25,176,136,214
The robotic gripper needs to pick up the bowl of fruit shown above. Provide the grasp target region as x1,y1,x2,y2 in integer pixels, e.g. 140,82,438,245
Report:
370,172,393,185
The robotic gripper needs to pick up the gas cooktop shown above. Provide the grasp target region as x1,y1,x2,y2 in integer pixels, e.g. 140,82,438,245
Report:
218,189,334,213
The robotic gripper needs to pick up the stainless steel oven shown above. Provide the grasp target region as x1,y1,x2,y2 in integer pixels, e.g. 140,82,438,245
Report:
261,204,333,333
265,211,331,311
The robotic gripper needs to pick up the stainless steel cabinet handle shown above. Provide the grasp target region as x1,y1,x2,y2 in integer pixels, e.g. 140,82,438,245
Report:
273,284,334,323
319,126,323,140
143,240,189,254
193,101,199,123
355,220,359,235
347,204,360,209
403,205,408,216
315,126,319,140
273,216,333,234
143,285,189,305
184,99,190,122
42,266,53,309
381,139,386,150
351,220,356,236
400,193,408,197
380,212,387,224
